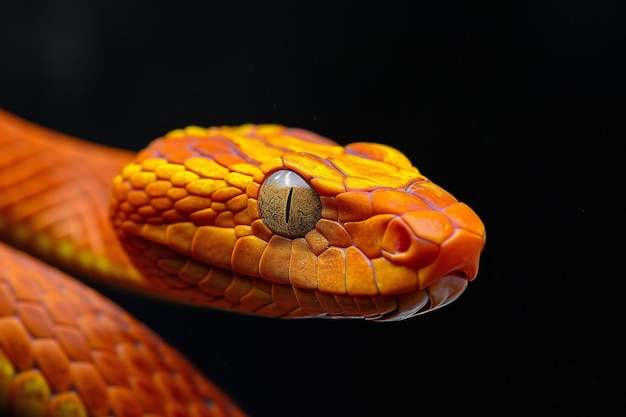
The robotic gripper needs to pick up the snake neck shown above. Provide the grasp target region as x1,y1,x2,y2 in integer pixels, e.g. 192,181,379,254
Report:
0,109,143,289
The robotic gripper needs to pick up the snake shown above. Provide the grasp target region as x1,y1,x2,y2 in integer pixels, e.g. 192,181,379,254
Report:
0,108,486,417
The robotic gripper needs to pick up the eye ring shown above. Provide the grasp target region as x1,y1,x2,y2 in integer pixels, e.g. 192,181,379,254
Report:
258,170,322,238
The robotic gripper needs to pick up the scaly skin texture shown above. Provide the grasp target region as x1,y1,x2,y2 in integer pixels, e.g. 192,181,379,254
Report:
110,124,485,319
0,110,247,417
0,241,246,417
0,108,485,416
0,109,140,286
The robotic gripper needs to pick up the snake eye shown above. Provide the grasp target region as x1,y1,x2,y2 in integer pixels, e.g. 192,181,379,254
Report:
258,170,322,238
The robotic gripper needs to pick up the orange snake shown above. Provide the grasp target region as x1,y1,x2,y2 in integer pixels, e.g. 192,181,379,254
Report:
0,108,486,417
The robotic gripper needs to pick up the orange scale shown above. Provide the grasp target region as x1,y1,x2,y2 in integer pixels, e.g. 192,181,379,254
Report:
17,303,55,338
128,213,144,223
130,375,163,414
6,370,50,417
47,392,88,417
197,268,234,297
92,350,129,386
210,202,226,212
333,295,360,316
345,142,414,168
282,153,344,182
70,362,110,415
173,196,212,213
292,288,327,316
6,270,43,301
150,197,173,212
247,182,260,199
225,172,252,190
162,148,197,164
372,257,419,294
165,223,197,254
79,314,123,351
251,219,274,242
177,258,212,284
407,211,454,244
333,155,419,188
371,296,399,316
418,229,484,288
234,225,253,238
189,208,218,226
116,343,151,377
118,201,135,214
309,177,345,196
152,372,179,403
107,386,144,417
320,196,338,221
214,211,235,228
41,292,78,326
247,199,260,221
137,205,159,218
314,291,343,315
31,339,72,392
407,181,458,210
317,247,347,294
257,157,284,176
268,284,300,311
161,209,189,223
226,194,249,213
112,180,132,200
144,180,172,197
214,153,248,168
443,202,486,237
232,235,266,277
212,186,243,202
223,274,255,305
184,157,229,179
345,246,377,296
304,230,330,256
372,189,430,214
229,162,259,176
193,140,236,158
126,190,150,207
288,238,318,290
165,187,188,201
344,214,394,259
344,176,383,191
336,192,374,222
259,235,292,284
316,219,352,248
0,283,16,315
0,318,34,371
234,209,251,225
191,226,236,269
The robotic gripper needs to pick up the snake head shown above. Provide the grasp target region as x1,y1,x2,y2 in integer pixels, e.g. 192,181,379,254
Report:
248,141,486,320
111,125,485,321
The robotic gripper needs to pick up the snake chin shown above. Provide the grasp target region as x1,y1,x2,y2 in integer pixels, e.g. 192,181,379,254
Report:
374,275,469,321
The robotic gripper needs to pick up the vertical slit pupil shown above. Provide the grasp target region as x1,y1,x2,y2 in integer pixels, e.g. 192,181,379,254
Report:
285,187,293,223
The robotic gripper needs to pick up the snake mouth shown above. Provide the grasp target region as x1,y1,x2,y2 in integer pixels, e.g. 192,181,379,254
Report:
374,274,469,321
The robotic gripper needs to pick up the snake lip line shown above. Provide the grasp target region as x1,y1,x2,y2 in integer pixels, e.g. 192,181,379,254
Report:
379,275,468,321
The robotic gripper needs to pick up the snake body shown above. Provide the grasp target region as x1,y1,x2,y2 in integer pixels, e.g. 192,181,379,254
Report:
0,109,485,416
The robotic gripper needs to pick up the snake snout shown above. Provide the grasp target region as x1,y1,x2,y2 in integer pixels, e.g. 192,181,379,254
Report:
381,208,485,289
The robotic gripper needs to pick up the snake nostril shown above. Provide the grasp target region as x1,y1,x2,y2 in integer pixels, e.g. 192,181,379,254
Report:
381,217,439,269
387,221,411,254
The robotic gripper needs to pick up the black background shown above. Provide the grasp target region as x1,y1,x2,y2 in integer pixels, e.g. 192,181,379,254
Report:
1,1,623,416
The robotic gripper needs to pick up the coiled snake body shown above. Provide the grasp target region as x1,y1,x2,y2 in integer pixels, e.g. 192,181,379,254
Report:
0,109,485,416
